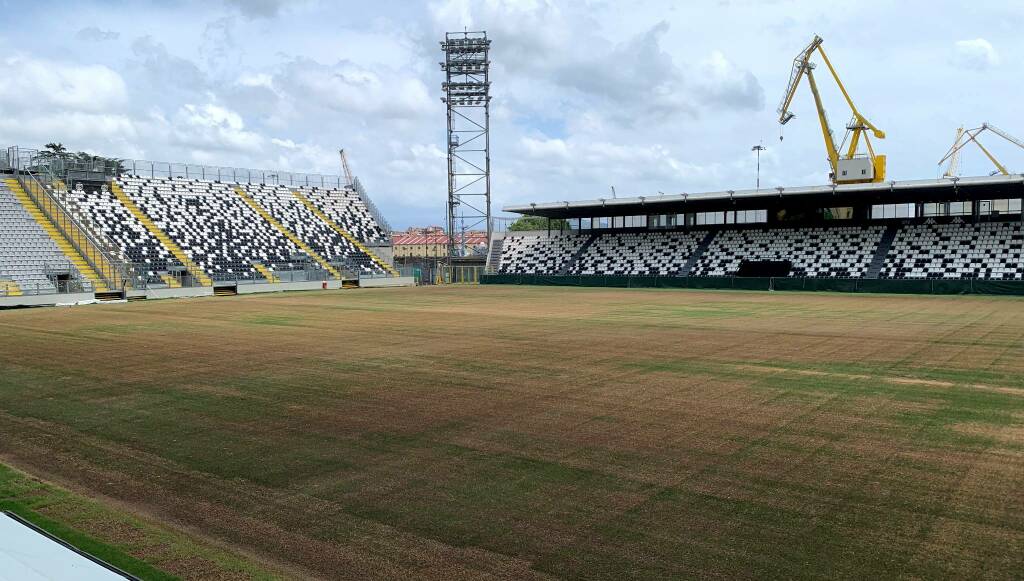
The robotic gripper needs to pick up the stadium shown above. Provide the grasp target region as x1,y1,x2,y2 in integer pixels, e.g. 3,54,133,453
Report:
2,5,1024,581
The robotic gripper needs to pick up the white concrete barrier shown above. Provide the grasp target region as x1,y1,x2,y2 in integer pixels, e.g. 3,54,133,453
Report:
237,281,334,294
359,276,415,288
0,292,96,308
145,287,214,300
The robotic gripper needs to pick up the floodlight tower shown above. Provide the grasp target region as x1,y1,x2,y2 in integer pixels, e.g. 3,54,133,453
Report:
441,31,492,259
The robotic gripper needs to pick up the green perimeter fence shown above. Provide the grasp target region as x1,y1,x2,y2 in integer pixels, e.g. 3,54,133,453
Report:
481,274,1024,296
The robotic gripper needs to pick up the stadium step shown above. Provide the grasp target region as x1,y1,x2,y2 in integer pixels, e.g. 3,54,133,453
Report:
865,224,900,279
679,230,718,276
110,182,214,287
558,234,598,275
234,187,342,280
159,274,182,288
94,290,124,302
214,285,238,297
485,237,504,273
291,190,400,276
252,262,280,283
4,177,110,292
1,280,23,297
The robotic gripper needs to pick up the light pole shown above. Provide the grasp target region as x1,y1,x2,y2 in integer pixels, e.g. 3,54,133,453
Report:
751,144,766,190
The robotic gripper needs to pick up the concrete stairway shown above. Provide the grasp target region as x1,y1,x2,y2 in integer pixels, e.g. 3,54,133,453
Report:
252,262,281,283
558,234,598,275
110,182,213,287
0,279,22,297
485,237,504,273
4,177,107,291
234,187,341,279
865,224,900,279
679,230,718,276
291,190,398,276
159,274,182,288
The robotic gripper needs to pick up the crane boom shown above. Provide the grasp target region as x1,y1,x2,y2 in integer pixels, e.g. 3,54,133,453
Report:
339,149,354,187
938,123,1024,176
776,35,886,184
983,123,1024,150
777,36,822,125
941,127,965,178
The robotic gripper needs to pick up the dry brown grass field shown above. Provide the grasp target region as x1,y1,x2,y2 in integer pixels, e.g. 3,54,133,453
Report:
1,285,1023,579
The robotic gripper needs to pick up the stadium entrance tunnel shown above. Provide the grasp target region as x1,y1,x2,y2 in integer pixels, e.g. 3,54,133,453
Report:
481,274,1024,296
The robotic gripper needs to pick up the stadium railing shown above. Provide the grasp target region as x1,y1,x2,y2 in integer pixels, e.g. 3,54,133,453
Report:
14,170,133,293
5,145,394,237
0,279,94,297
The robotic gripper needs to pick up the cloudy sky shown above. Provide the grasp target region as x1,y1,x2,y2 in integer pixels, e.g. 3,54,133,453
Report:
1,0,1021,228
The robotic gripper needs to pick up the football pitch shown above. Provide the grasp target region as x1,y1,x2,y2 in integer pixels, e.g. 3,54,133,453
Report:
1,286,1022,579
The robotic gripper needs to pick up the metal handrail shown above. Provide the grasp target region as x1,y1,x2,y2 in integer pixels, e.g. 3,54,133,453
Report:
15,171,132,291
42,173,132,267
0,279,94,297
8,143,393,238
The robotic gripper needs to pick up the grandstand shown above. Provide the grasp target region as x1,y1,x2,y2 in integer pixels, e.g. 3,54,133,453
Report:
489,175,1024,293
0,147,406,305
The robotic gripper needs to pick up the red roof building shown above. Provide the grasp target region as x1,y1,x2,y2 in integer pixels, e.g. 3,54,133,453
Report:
392,227,488,257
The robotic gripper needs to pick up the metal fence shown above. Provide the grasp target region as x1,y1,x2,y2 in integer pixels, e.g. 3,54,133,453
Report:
14,171,132,291
443,265,484,284
4,145,394,236
3,145,400,294
0,279,94,297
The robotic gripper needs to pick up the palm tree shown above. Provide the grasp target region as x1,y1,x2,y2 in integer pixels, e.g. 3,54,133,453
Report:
35,143,125,177
40,142,69,159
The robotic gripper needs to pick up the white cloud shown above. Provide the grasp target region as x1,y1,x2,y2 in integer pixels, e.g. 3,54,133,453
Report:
953,38,999,70
0,112,136,142
0,55,126,113
3,0,1022,228
76,27,119,42
129,36,208,96
170,103,264,155
517,136,716,185
238,73,274,89
430,5,762,126
224,0,287,17
272,57,433,119
695,51,764,111
223,0,320,18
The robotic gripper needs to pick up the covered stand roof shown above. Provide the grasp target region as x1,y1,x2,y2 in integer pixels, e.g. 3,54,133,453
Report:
503,175,1024,219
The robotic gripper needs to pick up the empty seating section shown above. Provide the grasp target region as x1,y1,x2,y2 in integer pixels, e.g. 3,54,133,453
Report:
692,226,883,277
0,181,78,293
301,186,389,243
117,177,303,281
65,183,172,285
572,232,702,275
498,233,585,274
243,184,384,275
498,226,887,278
882,221,1024,280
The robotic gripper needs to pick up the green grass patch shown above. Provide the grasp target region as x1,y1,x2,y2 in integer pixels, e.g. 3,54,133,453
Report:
0,463,276,580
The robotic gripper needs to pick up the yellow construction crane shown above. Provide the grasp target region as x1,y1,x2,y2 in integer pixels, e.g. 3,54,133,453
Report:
777,35,886,184
938,123,1024,177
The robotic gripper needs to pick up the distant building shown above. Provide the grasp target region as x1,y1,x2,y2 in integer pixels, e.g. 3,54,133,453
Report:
391,226,488,258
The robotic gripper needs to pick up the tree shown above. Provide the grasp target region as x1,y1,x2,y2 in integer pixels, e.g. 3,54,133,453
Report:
508,216,569,232
36,143,125,177
38,142,69,159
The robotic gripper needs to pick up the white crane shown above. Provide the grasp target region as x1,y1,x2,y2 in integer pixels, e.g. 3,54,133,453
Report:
939,123,1024,177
